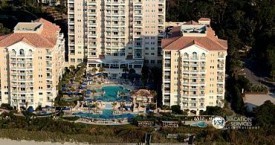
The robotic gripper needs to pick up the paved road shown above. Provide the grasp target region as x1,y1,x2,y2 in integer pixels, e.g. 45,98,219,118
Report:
243,67,261,85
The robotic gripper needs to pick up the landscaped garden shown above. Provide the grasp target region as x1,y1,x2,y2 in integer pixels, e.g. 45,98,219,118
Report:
53,63,158,125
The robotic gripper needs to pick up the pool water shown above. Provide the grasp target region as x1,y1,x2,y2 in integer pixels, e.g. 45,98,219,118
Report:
190,121,208,128
74,109,135,119
95,86,130,102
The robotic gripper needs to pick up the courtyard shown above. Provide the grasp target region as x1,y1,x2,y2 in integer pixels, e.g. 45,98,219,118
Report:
58,65,157,125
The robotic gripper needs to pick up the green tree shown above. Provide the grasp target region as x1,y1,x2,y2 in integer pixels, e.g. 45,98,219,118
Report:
141,65,149,86
148,103,156,110
69,65,75,73
91,67,97,74
99,66,105,73
129,68,136,74
201,106,224,116
0,23,10,34
270,70,275,81
171,105,183,114
254,100,275,127
91,89,96,97
122,67,129,80
231,86,244,114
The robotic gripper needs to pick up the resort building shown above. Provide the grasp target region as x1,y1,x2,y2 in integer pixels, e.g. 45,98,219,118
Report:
0,18,65,110
161,18,228,115
67,0,166,78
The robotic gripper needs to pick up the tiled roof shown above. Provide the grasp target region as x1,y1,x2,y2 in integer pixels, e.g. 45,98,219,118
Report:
162,24,227,51
0,18,60,48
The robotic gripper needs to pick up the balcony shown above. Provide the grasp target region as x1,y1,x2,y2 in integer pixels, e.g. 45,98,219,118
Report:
12,90,33,94
164,79,170,82
164,90,170,94
46,63,52,67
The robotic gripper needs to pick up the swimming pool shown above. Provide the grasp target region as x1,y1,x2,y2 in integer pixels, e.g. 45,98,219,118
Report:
74,109,135,119
95,86,131,102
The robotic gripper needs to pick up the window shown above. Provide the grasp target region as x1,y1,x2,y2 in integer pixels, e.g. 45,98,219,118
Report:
192,52,197,59
39,92,43,95
29,49,32,55
150,60,155,64
11,49,16,55
201,53,206,59
19,49,24,56
184,53,189,59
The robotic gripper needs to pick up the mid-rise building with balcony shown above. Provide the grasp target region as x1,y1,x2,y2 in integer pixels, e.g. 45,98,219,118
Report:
67,0,165,78
161,18,227,115
0,18,65,110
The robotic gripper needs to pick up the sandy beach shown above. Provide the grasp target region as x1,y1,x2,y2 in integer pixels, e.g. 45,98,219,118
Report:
0,138,90,145
0,138,148,145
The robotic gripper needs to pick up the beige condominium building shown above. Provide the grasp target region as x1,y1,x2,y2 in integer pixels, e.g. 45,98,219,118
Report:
0,18,65,110
161,18,227,115
68,0,165,78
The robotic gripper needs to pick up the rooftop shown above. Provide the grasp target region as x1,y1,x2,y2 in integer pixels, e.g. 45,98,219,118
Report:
14,22,43,33
0,18,61,48
244,93,275,110
162,18,227,51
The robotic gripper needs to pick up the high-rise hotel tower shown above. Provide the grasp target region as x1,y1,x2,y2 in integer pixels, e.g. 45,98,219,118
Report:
0,19,65,109
162,18,227,115
68,0,165,78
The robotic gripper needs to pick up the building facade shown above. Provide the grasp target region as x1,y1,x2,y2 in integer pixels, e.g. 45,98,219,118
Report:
161,18,227,115
68,0,165,78
0,18,65,110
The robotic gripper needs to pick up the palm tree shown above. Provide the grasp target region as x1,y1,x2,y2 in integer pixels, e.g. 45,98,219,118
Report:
91,89,97,100
99,66,105,73
25,101,28,110
98,67,105,81
91,67,98,74
69,65,76,73
122,67,129,79
150,90,157,108
148,103,156,110
112,102,117,108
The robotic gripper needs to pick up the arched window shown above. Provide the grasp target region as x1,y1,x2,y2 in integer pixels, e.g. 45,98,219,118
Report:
192,52,197,59
28,49,32,55
19,49,24,56
201,53,206,59
11,49,16,55
184,53,189,59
